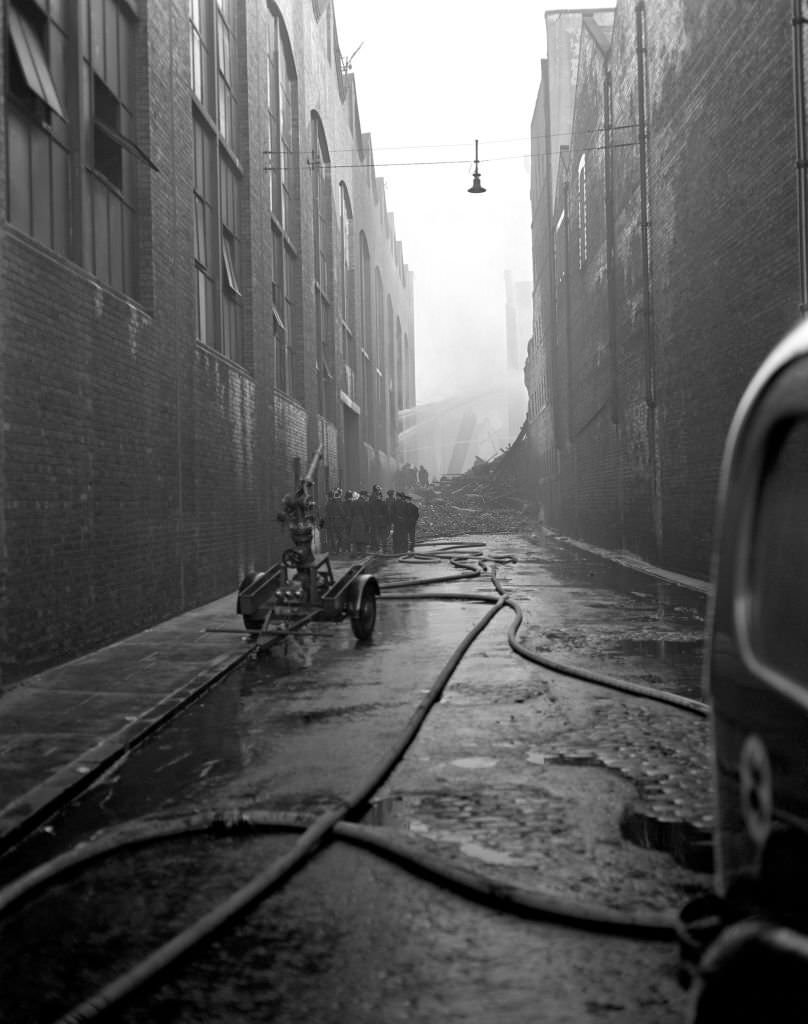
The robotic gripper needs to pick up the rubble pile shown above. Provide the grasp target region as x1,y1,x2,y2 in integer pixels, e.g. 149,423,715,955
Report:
414,428,538,539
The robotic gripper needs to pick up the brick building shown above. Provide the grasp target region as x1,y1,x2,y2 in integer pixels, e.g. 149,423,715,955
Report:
526,1,803,577
0,0,414,682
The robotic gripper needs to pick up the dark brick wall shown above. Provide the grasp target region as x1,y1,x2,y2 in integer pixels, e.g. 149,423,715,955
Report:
531,0,801,578
646,0,799,575
0,0,415,682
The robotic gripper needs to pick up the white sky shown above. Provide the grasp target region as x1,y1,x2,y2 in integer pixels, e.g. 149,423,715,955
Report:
332,0,605,404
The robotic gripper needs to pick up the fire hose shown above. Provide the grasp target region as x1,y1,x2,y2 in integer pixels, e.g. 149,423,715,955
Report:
0,539,704,1022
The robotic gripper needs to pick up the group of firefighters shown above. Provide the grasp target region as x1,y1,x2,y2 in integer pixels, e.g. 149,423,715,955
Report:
323,485,420,556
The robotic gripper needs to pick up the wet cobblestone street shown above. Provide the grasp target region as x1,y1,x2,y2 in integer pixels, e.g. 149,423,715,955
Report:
0,533,711,1023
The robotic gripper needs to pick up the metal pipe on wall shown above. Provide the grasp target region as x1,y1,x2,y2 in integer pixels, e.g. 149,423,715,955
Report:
635,0,662,561
793,0,808,314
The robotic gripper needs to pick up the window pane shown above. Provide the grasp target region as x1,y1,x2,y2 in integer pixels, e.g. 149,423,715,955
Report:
9,5,65,119
194,195,207,263
118,10,131,104
272,228,282,308
122,201,134,295
105,0,119,93
31,129,52,245
192,34,204,100
109,192,124,291
222,234,240,294
196,268,206,343
51,142,68,254
8,109,32,233
93,179,110,278
90,0,104,73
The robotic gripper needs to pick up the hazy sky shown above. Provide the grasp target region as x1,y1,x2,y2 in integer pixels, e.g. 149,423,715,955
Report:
332,1,602,404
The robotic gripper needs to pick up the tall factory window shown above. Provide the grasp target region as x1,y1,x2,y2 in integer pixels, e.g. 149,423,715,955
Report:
391,315,401,438
385,297,394,377
359,232,372,442
190,0,212,112
6,0,69,254
85,0,139,295
190,0,244,366
577,152,588,269
339,183,356,403
403,332,411,407
359,232,371,357
6,0,148,297
193,116,216,348
395,317,403,411
312,116,333,421
215,0,237,150
267,7,299,394
374,268,384,367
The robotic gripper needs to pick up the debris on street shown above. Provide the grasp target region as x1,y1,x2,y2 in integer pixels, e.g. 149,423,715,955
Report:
414,424,538,539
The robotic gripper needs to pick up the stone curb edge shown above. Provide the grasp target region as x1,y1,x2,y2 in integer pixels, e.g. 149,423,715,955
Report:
0,646,252,857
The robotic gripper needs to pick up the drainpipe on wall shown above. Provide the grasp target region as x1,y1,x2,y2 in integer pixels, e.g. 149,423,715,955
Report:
793,0,808,315
635,0,662,561
170,3,186,608
562,179,579,536
542,61,561,458
604,67,625,549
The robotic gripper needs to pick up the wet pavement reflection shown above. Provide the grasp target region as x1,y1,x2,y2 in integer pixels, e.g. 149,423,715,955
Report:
0,532,712,1024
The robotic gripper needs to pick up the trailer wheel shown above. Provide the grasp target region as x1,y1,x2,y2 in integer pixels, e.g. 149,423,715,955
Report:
351,588,377,641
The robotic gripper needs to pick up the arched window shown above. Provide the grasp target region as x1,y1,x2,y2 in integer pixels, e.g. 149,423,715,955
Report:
385,297,394,377
374,268,384,368
339,183,356,401
267,7,299,393
359,233,371,355
577,152,588,269
358,233,372,441
312,114,333,419
396,317,403,410
404,332,411,407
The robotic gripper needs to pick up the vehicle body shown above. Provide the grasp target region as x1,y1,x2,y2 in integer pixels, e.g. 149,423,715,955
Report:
682,319,808,1017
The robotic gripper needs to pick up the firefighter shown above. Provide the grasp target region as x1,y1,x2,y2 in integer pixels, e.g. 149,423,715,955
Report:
348,490,370,556
401,492,420,551
368,484,390,552
385,490,397,552
324,488,344,553
391,492,409,554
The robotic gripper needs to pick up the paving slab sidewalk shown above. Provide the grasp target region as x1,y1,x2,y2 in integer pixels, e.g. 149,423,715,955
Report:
0,593,252,854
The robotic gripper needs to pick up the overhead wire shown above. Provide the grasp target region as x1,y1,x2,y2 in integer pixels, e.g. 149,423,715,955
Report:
264,121,642,157
264,139,640,172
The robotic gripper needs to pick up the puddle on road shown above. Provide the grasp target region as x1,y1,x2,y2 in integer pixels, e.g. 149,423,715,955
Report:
361,795,405,826
458,840,520,866
450,757,498,770
620,807,713,874
609,637,702,666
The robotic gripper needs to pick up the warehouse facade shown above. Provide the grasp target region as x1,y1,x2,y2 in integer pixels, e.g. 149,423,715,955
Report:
526,1,802,577
0,0,414,682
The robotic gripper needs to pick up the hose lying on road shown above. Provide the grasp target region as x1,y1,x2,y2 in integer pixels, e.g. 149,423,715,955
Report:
381,591,708,717
47,587,511,1024
0,809,676,941
1,538,703,1022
